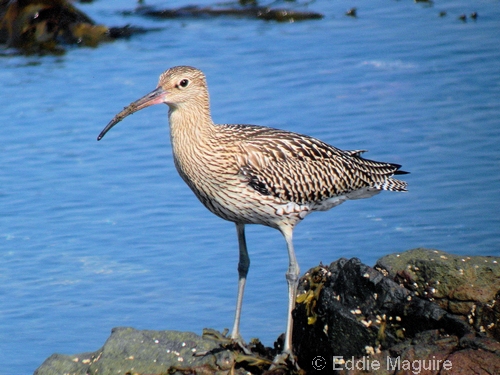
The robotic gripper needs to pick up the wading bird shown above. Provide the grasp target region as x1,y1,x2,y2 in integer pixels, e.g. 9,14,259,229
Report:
97,66,407,362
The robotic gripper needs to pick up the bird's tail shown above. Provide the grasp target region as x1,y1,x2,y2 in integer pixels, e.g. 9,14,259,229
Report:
380,176,408,192
349,156,409,192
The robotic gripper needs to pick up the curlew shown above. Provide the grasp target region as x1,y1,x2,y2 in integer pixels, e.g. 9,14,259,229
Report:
97,66,407,361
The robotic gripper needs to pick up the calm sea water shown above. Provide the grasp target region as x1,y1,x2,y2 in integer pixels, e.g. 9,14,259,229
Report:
0,0,499,373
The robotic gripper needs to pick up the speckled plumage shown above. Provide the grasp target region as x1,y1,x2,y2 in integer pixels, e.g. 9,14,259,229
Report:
98,66,408,360
176,122,407,228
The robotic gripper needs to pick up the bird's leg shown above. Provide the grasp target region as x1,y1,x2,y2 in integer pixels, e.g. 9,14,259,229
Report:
231,222,250,343
270,226,300,370
282,226,299,355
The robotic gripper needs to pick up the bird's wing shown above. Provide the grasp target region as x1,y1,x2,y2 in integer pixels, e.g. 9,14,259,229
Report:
232,126,406,204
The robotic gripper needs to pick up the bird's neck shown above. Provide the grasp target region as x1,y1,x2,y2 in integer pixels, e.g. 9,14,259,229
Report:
167,102,216,184
168,101,214,142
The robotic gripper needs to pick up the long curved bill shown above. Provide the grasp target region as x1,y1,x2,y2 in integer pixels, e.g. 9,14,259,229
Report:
97,86,167,141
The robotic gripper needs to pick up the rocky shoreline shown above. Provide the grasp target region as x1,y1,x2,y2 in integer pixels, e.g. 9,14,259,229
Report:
35,248,500,374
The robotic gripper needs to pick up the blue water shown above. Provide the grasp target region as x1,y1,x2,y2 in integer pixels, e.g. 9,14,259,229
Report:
0,1,499,373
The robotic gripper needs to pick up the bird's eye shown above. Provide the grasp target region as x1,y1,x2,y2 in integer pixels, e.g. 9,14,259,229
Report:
179,79,189,88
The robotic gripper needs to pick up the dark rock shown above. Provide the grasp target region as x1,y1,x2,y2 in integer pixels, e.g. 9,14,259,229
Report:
293,249,500,374
293,257,471,373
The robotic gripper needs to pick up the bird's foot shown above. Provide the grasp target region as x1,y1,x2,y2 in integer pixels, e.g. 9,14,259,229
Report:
201,328,252,355
202,327,232,344
232,337,253,355
199,329,302,373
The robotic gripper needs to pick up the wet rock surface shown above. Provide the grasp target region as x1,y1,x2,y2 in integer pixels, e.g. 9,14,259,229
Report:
35,249,500,374
377,248,500,341
35,328,219,375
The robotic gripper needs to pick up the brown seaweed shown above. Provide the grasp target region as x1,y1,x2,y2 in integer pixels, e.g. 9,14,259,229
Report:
0,0,148,54
130,4,323,22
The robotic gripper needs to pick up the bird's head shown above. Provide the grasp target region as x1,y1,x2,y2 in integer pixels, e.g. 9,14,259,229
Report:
97,66,209,141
